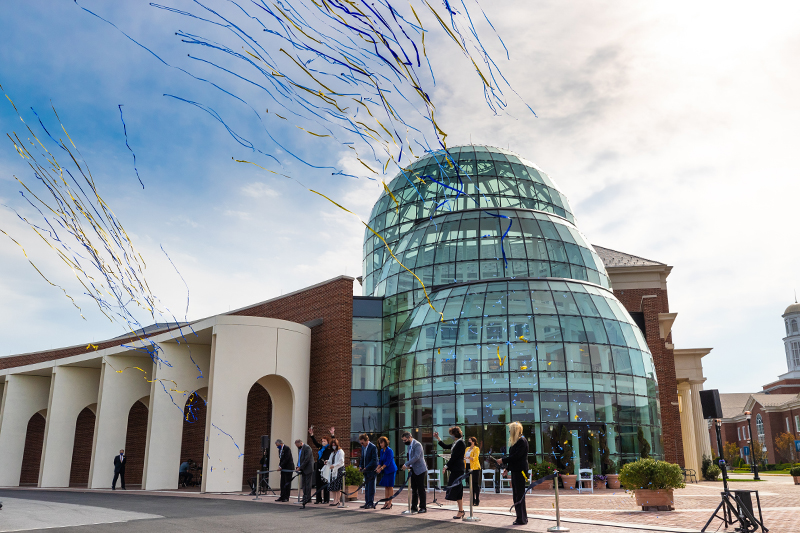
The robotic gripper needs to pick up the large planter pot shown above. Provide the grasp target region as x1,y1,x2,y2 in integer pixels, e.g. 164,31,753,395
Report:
344,485,358,501
534,477,555,490
561,475,577,490
606,474,620,489
593,479,606,489
793,476,800,486
634,489,675,511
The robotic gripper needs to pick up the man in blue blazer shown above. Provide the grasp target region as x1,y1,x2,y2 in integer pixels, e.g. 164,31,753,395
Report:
358,434,378,509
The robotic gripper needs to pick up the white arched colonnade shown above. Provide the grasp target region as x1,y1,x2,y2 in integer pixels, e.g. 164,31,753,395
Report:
0,315,310,493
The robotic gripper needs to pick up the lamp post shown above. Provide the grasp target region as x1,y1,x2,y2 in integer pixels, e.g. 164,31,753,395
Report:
744,411,760,481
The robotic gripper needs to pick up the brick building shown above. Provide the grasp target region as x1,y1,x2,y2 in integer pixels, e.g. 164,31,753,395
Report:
709,302,800,465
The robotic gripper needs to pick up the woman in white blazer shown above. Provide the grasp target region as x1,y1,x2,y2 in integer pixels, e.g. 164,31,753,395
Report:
325,438,346,507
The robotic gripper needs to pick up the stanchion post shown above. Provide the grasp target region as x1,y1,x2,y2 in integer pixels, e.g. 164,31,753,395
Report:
401,471,414,515
253,471,261,501
462,469,480,522
547,474,569,533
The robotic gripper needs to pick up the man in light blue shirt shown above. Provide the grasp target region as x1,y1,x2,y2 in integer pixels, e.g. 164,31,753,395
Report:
401,431,426,513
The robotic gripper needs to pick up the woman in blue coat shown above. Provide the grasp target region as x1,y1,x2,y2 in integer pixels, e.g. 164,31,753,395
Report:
376,436,397,509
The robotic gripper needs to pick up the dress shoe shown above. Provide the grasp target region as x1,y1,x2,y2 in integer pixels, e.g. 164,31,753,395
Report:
417,509,427,514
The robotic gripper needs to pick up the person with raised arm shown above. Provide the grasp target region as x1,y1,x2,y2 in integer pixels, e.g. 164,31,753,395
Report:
434,427,466,519
308,426,335,504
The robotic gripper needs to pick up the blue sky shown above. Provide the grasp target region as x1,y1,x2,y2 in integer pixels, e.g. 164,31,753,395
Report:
2,1,800,393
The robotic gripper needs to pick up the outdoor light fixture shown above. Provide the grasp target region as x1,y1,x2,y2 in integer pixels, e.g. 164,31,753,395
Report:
744,411,760,481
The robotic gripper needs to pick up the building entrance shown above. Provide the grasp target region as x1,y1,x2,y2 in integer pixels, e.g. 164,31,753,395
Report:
555,422,608,475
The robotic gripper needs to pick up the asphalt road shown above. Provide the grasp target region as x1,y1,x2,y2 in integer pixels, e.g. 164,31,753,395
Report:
0,490,514,532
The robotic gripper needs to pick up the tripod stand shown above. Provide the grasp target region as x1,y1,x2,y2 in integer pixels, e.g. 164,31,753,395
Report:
701,420,768,533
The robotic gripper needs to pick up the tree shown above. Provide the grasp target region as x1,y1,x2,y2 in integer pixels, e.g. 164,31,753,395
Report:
774,432,797,464
751,439,767,467
723,442,740,467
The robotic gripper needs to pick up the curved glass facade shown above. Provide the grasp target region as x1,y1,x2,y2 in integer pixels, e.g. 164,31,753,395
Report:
362,145,662,473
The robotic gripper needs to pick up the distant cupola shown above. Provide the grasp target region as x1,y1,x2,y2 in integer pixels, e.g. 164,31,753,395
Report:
783,299,800,372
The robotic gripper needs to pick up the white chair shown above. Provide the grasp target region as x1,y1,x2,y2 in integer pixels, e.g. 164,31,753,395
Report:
426,469,440,491
500,472,513,493
481,469,495,491
577,469,593,494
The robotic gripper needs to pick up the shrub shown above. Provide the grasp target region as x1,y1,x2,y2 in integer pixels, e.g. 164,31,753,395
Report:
790,466,800,477
345,465,363,487
618,459,686,492
531,461,558,480
606,459,618,475
706,464,721,481
701,455,712,480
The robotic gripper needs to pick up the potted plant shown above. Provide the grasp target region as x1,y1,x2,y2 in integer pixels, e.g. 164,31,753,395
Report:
791,466,800,485
618,459,685,511
531,462,558,491
345,465,364,501
560,467,577,490
606,460,620,489
593,474,607,489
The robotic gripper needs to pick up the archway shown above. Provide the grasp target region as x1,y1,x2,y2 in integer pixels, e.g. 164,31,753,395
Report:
178,389,208,488
124,399,149,487
69,406,96,487
20,412,46,485
242,383,273,489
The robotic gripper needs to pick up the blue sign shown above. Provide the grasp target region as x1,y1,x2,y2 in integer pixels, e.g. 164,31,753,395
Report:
795,440,800,453
743,446,750,456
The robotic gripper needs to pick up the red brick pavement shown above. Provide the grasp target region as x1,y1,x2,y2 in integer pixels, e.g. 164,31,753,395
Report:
4,476,798,532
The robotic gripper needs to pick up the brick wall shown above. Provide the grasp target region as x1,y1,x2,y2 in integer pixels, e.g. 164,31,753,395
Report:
231,276,354,462
180,397,207,468
124,400,149,486
20,413,46,485
242,383,273,487
69,407,96,486
613,288,684,466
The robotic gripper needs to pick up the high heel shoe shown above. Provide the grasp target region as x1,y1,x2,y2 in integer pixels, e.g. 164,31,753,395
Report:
453,510,465,519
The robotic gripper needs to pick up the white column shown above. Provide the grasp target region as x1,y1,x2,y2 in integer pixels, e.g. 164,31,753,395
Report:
678,381,700,473
88,355,152,489
690,381,713,463
141,343,210,490
201,317,310,493
39,367,101,487
0,374,51,486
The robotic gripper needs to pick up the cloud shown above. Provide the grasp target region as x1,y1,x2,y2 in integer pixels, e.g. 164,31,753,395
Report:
241,182,279,199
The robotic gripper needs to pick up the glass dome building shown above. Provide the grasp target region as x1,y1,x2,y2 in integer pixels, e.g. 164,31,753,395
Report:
362,145,662,473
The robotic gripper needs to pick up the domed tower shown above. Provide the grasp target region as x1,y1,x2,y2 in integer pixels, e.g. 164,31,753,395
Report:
782,301,800,374
362,145,662,471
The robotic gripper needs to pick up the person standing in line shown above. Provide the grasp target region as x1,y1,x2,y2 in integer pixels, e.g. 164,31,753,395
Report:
375,436,397,510
434,427,466,519
112,449,126,490
295,439,314,506
308,426,335,504
466,437,482,506
496,422,529,526
358,434,378,509
400,431,427,514
275,439,294,502
326,438,346,508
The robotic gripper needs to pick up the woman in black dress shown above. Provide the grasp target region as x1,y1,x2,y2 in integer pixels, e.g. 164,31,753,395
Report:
496,421,529,525
434,426,466,519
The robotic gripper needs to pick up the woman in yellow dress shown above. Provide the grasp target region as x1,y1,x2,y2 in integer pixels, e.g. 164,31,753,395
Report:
466,436,481,506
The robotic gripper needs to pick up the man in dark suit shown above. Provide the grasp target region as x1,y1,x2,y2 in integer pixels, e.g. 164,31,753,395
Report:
112,449,126,490
275,439,294,502
295,439,314,507
358,434,378,509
